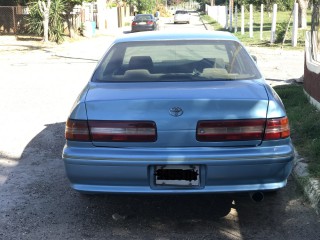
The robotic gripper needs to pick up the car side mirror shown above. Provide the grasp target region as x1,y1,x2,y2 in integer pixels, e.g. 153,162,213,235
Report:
251,55,257,63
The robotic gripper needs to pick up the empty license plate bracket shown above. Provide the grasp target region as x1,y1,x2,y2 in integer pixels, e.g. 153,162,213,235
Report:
154,165,200,186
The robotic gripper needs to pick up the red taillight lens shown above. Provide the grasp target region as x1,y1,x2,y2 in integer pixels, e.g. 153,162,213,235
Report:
65,119,90,141
132,21,137,26
88,121,157,142
264,117,290,140
197,119,265,142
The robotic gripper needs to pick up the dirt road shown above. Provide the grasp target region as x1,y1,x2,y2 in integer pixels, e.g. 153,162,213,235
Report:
0,34,317,240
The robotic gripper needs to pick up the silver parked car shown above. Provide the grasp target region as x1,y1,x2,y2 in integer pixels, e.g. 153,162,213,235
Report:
62,31,294,199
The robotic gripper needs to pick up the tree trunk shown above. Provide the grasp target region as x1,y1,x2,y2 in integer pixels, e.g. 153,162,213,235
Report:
66,12,75,38
65,5,76,38
42,17,49,42
38,0,51,42
297,0,309,29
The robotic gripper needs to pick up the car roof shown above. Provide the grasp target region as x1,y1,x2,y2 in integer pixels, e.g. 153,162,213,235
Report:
175,10,188,13
113,31,239,43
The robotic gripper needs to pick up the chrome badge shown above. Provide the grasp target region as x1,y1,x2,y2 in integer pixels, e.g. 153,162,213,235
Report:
169,107,183,117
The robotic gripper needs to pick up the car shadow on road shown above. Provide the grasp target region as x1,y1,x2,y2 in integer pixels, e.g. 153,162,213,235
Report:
2,121,315,239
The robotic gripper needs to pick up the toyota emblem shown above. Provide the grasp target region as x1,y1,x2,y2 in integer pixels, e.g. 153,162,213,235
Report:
169,107,183,117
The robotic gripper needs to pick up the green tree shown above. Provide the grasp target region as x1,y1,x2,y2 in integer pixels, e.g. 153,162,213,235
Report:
26,0,66,43
50,0,66,43
312,0,320,49
126,0,157,13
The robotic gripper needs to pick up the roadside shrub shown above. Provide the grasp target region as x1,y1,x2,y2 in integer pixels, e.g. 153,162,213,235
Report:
49,0,66,44
26,0,66,43
25,2,43,37
275,21,288,43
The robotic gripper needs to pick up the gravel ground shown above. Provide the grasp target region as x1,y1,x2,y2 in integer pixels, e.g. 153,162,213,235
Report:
1,33,318,240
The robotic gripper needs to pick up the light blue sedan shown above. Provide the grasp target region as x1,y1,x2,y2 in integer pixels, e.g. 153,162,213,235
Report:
62,31,294,199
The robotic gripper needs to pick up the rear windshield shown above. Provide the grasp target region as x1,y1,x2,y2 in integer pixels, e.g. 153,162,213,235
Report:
175,10,188,14
134,15,153,21
93,40,262,82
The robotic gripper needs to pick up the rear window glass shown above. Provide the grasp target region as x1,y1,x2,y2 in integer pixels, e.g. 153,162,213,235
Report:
134,15,152,21
175,10,187,14
93,40,262,82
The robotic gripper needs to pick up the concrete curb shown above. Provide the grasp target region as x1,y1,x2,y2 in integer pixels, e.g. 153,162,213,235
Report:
292,150,320,215
199,15,214,31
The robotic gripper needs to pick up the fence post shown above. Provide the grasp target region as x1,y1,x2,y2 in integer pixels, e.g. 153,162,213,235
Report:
234,5,238,33
225,5,229,29
12,7,16,33
229,0,233,31
229,1,233,32
249,4,253,38
270,4,277,44
292,2,298,47
260,4,264,40
241,5,244,35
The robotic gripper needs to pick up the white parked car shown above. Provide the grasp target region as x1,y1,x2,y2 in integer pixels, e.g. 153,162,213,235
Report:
174,10,190,24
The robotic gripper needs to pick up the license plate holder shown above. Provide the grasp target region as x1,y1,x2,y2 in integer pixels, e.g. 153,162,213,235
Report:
154,165,200,186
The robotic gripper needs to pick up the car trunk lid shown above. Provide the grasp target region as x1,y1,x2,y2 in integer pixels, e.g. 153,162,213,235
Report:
85,81,269,147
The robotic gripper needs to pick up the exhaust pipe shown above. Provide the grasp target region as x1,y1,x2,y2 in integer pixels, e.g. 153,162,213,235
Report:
249,192,264,203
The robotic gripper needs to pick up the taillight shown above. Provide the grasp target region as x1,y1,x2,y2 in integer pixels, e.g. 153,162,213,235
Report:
197,119,265,141
88,120,157,142
132,21,137,26
65,119,90,141
264,117,290,140
147,20,153,25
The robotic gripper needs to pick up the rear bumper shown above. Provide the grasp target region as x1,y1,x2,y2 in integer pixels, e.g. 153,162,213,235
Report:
131,25,155,32
174,17,190,23
62,143,294,194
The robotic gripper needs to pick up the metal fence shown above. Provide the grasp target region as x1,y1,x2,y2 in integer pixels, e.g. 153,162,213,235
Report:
0,6,28,34
0,5,83,35
0,5,93,36
0,4,127,36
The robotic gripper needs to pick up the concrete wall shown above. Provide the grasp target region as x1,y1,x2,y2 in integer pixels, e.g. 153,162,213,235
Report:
304,32,320,110
105,7,119,30
205,4,227,28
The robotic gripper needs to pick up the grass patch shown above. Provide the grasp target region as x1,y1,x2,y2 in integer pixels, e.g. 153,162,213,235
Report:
200,10,311,50
200,14,226,31
274,85,320,178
